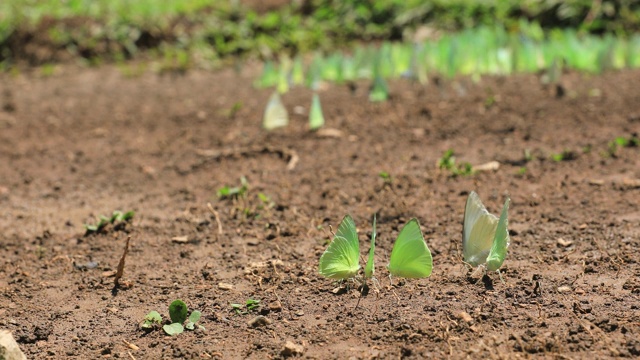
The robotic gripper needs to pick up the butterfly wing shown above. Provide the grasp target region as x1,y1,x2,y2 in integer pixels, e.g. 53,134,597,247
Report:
387,219,433,278
263,92,289,130
486,197,510,271
364,214,376,279
318,215,360,280
462,191,499,266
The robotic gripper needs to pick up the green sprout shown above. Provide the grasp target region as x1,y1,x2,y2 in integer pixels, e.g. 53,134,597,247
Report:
378,171,392,184
550,150,576,162
217,176,249,200
140,299,204,336
140,311,162,330
437,150,473,176
84,210,134,234
437,149,456,170
607,136,639,157
230,299,261,315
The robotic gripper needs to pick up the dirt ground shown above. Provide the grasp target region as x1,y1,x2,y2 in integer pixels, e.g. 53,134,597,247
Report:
0,64,639,359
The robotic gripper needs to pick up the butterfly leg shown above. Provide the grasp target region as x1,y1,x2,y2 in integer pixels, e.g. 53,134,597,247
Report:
496,269,506,284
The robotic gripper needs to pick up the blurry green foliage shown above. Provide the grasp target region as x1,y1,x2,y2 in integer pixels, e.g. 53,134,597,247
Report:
1,0,640,68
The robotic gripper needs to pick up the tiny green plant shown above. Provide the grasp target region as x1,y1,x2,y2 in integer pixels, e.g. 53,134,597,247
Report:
84,210,135,234
607,135,639,157
230,299,261,315
378,171,392,184
217,176,249,200
437,150,473,176
140,311,162,330
140,299,204,336
550,150,576,162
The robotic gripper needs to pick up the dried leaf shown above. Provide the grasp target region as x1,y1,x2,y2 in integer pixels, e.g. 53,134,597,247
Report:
114,236,131,287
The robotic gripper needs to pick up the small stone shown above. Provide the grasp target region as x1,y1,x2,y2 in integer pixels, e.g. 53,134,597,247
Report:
218,283,234,290
458,311,473,323
557,238,573,247
248,316,272,328
294,310,304,317
622,178,640,189
0,330,27,360
171,236,189,244
557,286,572,293
472,161,500,172
269,302,282,312
281,340,304,357
316,128,343,138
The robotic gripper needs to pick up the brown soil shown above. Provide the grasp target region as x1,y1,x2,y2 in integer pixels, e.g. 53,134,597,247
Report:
1,65,639,359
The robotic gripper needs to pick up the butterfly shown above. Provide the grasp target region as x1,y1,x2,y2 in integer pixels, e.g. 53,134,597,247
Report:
319,216,432,283
462,191,510,281
318,215,361,280
387,218,433,279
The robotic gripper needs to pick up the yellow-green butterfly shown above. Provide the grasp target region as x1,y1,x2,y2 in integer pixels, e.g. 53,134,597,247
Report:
387,219,433,279
318,215,360,280
462,191,511,280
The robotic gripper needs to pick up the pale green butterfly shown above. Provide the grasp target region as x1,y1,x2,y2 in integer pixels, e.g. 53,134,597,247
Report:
262,91,289,130
318,215,360,280
462,191,511,280
387,219,433,278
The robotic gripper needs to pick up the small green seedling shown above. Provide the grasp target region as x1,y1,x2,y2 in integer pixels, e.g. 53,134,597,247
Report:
84,210,135,234
140,311,162,330
438,149,456,170
225,102,243,119
378,171,392,184
230,299,261,315
607,136,639,157
141,300,204,336
437,150,473,176
550,150,576,162
185,311,203,330
217,176,249,200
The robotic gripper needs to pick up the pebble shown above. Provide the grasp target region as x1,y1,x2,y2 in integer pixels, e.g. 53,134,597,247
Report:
269,302,282,312
218,283,234,290
281,341,304,357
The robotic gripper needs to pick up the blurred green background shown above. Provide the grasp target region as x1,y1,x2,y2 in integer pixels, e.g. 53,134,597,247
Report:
1,0,639,70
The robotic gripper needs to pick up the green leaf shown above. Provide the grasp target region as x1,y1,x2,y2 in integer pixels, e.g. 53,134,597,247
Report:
145,310,162,323
121,210,135,221
168,299,188,324
246,299,261,311
140,310,162,329
189,310,201,323
163,323,184,336
185,322,194,330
